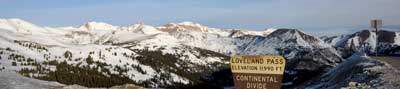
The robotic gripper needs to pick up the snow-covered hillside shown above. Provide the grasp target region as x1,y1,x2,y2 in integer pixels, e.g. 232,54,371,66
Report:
0,71,146,89
0,18,231,88
320,34,348,46
0,71,64,89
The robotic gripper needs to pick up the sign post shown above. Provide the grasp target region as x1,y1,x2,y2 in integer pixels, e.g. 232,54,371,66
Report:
230,55,286,89
371,19,382,56
371,19,382,29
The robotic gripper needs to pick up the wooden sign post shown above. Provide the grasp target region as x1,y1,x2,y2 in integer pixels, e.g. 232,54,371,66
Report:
230,55,286,89
371,19,382,29
371,19,382,56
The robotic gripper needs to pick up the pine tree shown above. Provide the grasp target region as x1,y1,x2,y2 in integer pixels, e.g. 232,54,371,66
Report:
11,62,17,66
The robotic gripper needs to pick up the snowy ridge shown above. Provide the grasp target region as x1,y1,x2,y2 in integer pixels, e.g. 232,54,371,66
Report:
320,34,349,46
322,30,400,55
243,29,330,55
158,22,211,32
169,30,241,55
229,28,276,37
0,18,48,35
158,21,232,36
123,23,165,35
79,21,118,30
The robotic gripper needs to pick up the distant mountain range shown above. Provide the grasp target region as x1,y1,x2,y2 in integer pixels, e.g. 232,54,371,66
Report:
0,18,399,88
321,29,400,57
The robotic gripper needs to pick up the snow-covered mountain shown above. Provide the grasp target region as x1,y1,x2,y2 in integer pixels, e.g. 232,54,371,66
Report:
1,18,398,88
229,28,276,37
79,21,118,31
322,30,400,57
0,18,48,35
320,34,348,46
157,22,228,34
242,29,342,70
0,18,231,88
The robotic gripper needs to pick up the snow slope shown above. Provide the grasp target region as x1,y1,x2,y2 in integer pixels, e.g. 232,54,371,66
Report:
79,21,118,31
0,71,146,89
0,71,64,89
229,28,276,37
123,23,166,35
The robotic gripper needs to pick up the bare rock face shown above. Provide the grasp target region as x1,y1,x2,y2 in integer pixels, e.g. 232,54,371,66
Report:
377,30,396,43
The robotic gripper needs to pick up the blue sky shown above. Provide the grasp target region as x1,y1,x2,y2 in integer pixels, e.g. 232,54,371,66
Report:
1,0,399,35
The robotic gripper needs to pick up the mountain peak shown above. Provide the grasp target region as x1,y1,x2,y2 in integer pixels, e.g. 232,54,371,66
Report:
176,21,203,27
0,18,45,34
124,23,165,35
158,21,209,32
269,28,303,34
3,18,29,23
229,28,276,37
79,21,117,30
346,29,398,46
267,28,312,38
264,28,276,32
0,18,37,27
267,28,323,47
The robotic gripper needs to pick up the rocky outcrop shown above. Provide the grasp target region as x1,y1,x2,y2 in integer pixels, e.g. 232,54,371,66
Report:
301,54,400,89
